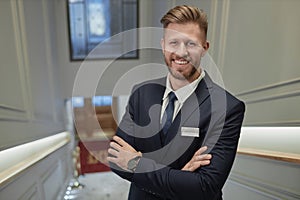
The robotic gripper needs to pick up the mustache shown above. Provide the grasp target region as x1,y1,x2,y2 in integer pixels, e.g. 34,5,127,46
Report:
172,54,190,61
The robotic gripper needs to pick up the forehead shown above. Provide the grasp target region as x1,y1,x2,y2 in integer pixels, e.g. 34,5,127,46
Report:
164,22,204,42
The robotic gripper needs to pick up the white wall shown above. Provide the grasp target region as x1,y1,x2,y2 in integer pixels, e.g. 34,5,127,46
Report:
224,152,300,200
0,0,71,198
0,0,65,149
221,0,300,126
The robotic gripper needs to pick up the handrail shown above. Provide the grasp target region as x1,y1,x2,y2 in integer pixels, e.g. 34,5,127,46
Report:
0,132,71,186
237,148,300,164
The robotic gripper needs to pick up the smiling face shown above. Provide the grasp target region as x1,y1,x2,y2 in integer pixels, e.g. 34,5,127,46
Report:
161,22,209,83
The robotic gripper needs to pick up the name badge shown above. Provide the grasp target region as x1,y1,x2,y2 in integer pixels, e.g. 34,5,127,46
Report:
181,127,199,137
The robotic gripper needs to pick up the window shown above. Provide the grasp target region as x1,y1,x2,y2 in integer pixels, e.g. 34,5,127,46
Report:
67,0,138,60
92,96,112,106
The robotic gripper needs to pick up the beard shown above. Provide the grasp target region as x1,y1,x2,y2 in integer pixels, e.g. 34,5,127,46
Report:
164,56,199,81
168,66,197,81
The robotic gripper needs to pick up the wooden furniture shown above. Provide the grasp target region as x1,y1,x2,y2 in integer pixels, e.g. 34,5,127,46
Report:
73,97,117,174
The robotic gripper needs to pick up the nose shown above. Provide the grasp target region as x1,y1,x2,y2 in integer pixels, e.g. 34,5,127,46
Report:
175,42,188,57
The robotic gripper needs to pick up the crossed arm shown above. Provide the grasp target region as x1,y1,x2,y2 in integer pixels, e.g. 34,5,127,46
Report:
107,100,245,199
107,135,212,172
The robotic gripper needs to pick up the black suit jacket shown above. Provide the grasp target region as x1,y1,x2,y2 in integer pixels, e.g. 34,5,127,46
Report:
111,73,245,200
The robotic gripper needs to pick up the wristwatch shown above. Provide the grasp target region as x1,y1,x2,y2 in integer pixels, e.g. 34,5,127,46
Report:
127,155,141,172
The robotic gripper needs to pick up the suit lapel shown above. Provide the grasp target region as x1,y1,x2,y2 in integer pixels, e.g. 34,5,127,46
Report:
163,74,213,145
139,77,166,149
180,75,212,125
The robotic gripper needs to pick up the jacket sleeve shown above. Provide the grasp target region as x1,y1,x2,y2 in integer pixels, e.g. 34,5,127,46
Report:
131,100,245,200
109,86,137,181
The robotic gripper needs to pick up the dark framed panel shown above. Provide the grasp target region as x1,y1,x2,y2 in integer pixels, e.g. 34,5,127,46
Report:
67,0,139,61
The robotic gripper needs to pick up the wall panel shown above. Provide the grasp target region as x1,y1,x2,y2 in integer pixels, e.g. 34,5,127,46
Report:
42,163,63,200
224,154,300,200
199,0,300,126
236,78,300,125
0,133,73,200
0,0,28,121
20,0,55,121
19,185,39,200
222,0,300,94
0,0,65,150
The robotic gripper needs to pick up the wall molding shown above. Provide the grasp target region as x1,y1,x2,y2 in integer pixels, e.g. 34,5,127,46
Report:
244,120,300,126
15,0,34,121
245,90,300,104
217,0,230,72
0,132,70,186
41,162,61,198
19,183,38,200
236,77,300,97
227,175,294,200
4,0,31,122
226,178,281,200
0,104,27,122
0,132,72,200
208,0,218,57
42,0,58,123
229,170,300,200
238,148,300,164
0,104,26,113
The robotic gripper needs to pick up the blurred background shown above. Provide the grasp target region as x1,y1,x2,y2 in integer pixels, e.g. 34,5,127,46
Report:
0,0,299,199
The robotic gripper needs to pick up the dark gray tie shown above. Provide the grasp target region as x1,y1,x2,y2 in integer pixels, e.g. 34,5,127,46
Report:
162,92,177,135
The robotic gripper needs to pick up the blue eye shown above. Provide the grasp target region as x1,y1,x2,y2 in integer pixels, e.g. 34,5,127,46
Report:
169,41,178,46
187,41,196,47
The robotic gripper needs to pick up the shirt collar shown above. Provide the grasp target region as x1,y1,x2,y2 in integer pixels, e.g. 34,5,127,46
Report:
163,70,206,103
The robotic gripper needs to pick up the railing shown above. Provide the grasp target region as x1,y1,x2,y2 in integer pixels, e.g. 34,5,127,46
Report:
238,148,300,164
0,132,71,186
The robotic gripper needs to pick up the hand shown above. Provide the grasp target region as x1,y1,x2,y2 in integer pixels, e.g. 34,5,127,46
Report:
181,146,212,172
107,136,142,171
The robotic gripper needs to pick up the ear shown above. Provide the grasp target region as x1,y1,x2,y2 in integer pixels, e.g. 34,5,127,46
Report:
201,41,210,57
160,38,165,54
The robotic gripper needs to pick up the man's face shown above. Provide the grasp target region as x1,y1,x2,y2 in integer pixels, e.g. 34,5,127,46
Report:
161,22,209,82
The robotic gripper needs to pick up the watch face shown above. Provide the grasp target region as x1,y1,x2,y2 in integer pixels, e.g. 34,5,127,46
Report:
127,156,141,171
127,159,136,171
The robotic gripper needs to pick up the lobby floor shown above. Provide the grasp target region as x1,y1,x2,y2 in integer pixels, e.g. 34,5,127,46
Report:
62,172,130,200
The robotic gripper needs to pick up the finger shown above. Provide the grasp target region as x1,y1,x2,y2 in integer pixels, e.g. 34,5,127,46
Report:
114,136,137,153
106,156,118,163
190,160,210,171
113,136,127,147
197,154,212,161
198,160,210,167
110,141,121,151
107,148,119,157
194,146,208,156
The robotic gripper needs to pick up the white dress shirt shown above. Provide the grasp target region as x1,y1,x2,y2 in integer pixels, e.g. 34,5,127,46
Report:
160,70,205,123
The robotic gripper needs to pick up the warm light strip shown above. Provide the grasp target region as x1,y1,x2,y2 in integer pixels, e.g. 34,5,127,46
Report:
239,127,300,154
0,132,71,186
237,127,300,164
238,148,300,164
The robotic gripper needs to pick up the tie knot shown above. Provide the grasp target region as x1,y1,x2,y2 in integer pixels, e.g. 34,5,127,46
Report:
168,92,177,103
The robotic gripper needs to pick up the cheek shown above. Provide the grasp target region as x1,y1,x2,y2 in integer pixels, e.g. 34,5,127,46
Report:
200,48,207,57
190,55,202,67
164,51,173,60
194,50,204,59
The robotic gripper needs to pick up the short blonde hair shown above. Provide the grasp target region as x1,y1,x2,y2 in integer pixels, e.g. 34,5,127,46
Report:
160,5,208,39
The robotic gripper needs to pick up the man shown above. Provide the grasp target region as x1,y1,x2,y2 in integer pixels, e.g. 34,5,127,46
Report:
107,5,245,200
